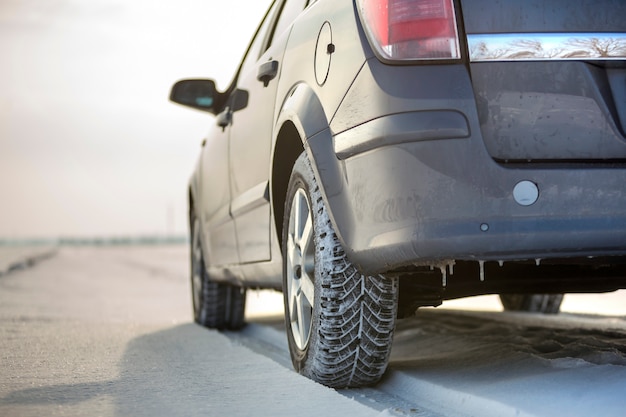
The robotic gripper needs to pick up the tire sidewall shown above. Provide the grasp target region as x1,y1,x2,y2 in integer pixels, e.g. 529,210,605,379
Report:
282,153,398,387
282,154,327,374
191,215,205,323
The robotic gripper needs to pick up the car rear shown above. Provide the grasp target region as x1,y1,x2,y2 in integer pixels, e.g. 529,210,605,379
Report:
326,0,626,284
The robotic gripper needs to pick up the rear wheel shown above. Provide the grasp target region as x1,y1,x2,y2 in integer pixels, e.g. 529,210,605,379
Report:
499,294,563,314
191,215,246,330
282,153,398,388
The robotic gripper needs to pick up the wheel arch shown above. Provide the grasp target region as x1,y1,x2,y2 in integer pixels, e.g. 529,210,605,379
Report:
271,82,336,250
187,172,209,264
188,186,196,230
271,122,304,250
188,166,202,231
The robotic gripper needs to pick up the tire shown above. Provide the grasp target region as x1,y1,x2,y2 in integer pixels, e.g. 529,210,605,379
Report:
191,214,246,330
282,153,398,388
499,294,563,314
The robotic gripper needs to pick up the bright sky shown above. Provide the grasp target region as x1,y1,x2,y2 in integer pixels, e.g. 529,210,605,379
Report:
0,0,272,239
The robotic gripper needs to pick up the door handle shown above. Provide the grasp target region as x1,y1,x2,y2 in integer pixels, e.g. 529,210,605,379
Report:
257,60,279,87
216,107,232,130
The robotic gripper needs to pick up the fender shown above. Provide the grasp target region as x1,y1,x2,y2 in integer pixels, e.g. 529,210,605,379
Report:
188,155,201,223
274,83,325,143
187,154,214,275
272,82,354,256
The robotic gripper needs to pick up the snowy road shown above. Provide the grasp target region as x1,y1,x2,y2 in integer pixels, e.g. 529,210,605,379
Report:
229,308,626,417
1,246,625,416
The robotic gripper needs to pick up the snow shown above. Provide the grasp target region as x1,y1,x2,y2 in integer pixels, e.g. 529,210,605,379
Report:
2,246,626,417
0,246,390,417
237,294,626,416
116,325,387,417
377,309,626,417
0,246,57,276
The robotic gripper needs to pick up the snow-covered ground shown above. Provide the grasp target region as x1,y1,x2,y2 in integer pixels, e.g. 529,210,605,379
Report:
384,310,626,417
232,302,626,417
0,246,387,417
206,252,626,417
0,246,57,276
1,246,625,417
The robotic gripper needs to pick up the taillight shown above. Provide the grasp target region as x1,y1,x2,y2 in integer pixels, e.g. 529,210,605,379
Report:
357,0,461,61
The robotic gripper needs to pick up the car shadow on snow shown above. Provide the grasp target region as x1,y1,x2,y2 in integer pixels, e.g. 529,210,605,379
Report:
1,323,291,417
0,324,214,416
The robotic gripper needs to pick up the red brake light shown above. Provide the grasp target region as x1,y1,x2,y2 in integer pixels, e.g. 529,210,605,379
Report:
357,0,461,61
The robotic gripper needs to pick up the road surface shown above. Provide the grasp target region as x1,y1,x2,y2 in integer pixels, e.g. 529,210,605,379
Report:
1,246,625,416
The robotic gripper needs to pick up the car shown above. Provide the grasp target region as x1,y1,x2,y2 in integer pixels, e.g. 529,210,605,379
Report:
170,0,626,388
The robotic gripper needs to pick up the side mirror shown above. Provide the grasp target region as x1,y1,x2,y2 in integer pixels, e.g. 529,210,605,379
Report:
231,89,249,112
170,79,219,114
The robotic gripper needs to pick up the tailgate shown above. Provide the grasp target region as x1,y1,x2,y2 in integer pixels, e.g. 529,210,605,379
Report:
459,0,626,162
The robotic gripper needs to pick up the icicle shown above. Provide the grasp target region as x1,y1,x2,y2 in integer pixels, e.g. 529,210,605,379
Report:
440,265,447,287
449,262,455,276
479,260,485,282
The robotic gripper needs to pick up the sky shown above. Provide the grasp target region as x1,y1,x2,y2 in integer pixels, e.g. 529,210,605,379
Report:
0,0,272,239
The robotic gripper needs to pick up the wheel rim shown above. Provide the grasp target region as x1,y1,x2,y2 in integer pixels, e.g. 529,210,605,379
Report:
191,219,203,314
286,188,315,350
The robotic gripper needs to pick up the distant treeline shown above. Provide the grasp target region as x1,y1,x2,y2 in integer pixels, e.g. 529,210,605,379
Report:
0,235,189,247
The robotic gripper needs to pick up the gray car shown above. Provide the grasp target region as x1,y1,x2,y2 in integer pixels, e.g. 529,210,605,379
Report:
170,0,626,388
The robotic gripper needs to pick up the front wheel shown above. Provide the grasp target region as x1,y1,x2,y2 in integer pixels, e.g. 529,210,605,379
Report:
282,153,398,388
191,215,246,330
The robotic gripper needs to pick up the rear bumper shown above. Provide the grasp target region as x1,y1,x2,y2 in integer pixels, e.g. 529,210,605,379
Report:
327,114,626,274
306,58,626,275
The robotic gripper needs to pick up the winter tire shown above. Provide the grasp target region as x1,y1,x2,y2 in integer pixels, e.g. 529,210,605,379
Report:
499,293,563,314
282,153,398,388
191,214,246,330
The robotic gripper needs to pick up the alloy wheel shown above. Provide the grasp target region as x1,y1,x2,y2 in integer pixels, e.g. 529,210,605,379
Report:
191,218,203,315
286,188,315,350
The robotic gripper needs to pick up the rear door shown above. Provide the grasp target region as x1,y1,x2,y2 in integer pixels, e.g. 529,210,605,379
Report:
198,121,238,266
460,0,626,162
196,2,280,267
228,0,309,264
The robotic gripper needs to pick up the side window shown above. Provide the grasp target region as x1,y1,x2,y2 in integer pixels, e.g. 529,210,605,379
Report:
238,1,282,79
265,0,308,51
237,0,307,80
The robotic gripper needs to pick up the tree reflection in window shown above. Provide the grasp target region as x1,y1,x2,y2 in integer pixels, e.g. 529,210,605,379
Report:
469,34,626,61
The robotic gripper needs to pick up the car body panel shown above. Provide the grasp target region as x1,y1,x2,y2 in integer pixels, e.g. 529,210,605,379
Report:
228,3,289,264
274,0,372,136
472,61,626,161
461,0,626,162
335,138,626,273
197,126,240,267
317,0,626,273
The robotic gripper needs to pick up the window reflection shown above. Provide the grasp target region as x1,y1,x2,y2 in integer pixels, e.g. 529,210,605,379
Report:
469,33,626,61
